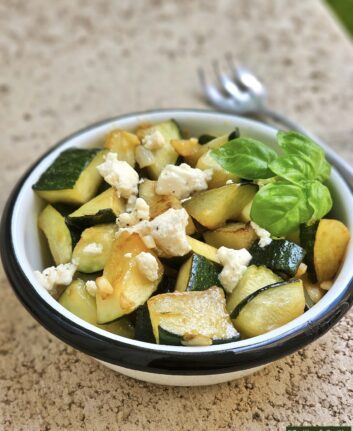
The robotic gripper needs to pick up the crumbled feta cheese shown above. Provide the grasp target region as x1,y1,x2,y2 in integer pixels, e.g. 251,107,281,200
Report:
97,152,139,199
85,280,97,297
34,262,77,292
82,242,103,254
217,247,252,293
142,128,165,150
226,179,234,185
124,252,132,258
117,198,150,228
117,207,189,256
135,145,155,168
135,252,159,281
150,208,191,256
250,222,272,247
155,163,212,199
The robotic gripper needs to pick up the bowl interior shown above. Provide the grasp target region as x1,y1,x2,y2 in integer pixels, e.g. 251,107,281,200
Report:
11,110,353,353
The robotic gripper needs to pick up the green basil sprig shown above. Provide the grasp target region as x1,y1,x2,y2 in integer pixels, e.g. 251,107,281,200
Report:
210,131,332,236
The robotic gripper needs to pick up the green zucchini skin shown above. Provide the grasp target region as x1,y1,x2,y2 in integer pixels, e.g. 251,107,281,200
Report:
134,305,155,343
158,327,183,346
176,253,222,292
249,239,306,277
158,327,240,345
230,278,300,319
300,222,319,282
66,208,116,230
33,148,101,191
227,127,240,141
198,134,216,145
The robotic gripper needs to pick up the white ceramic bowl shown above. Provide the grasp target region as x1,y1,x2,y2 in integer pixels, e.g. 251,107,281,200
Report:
1,109,353,386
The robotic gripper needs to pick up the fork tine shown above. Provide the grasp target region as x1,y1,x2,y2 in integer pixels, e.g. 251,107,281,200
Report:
197,66,228,105
197,65,244,112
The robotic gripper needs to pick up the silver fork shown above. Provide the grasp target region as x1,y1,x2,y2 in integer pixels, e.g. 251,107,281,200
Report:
198,56,353,190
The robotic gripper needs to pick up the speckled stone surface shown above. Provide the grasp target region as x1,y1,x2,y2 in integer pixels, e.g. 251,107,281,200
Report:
1,1,353,430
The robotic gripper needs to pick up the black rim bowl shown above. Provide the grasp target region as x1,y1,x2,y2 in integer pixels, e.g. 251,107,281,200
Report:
1,110,353,376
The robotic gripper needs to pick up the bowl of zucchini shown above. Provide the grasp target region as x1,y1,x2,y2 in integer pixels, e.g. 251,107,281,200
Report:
1,109,353,386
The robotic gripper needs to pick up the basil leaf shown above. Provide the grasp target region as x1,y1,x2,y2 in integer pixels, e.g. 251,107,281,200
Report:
269,155,316,185
250,181,311,237
277,131,324,160
306,181,332,223
316,158,331,182
210,138,277,180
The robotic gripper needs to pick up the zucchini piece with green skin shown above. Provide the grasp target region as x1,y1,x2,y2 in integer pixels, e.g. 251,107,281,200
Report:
203,222,257,250
148,287,239,346
59,279,134,338
163,236,219,269
175,253,222,292
183,183,257,230
66,188,125,230
249,239,306,278
231,279,305,338
137,120,181,179
300,222,319,282
198,134,216,145
134,304,155,343
33,148,105,205
227,265,281,318
38,204,73,265
96,233,164,324
72,224,116,273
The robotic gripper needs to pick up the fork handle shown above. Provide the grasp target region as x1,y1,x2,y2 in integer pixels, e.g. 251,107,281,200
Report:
261,108,353,191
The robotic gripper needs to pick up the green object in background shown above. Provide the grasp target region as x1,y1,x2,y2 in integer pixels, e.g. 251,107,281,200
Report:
326,0,353,37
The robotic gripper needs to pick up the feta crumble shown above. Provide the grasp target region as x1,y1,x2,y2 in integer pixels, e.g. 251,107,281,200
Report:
82,242,103,254
85,280,97,297
216,247,252,293
142,128,165,150
96,152,139,199
250,222,272,247
155,163,212,200
34,262,77,292
117,197,150,228
135,252,159,282
117,207,190,256
150,208,191,256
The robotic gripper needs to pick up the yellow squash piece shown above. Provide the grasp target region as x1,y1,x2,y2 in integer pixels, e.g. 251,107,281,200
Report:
72,224,117,273
59,279,134,337
104,129,140,167
96,233,164,323
183,183,257,230
314,219,350,282
38,204,72,265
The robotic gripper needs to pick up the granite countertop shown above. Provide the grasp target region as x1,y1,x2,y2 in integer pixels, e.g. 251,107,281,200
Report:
1,1,353,430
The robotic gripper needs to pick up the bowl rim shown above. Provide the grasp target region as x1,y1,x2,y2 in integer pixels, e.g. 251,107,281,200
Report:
1,108,353,376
